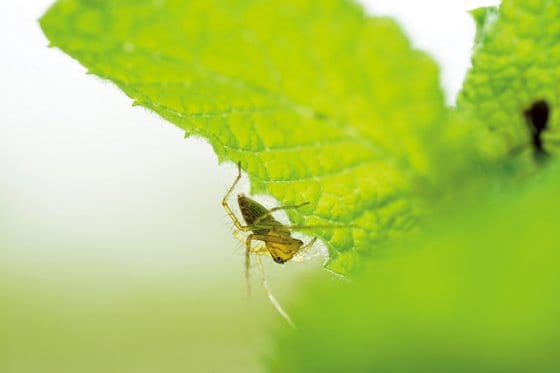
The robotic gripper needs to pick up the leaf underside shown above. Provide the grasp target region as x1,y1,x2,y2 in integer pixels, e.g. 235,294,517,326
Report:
40,0,446,273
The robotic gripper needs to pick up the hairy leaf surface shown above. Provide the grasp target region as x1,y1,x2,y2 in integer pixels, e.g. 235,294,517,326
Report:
40,0,446,273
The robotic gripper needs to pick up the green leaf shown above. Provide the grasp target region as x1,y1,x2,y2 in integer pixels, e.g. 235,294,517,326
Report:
458,0,560,164
470,6,499,47
40,0,445,274
267,164,560,371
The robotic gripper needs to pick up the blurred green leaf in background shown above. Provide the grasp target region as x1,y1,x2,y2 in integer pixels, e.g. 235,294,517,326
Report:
268,164,560,372
458,0,560,164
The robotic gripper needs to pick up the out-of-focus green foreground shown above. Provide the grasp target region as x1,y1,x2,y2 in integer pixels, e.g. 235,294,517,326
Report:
268,165,560,372
0,267,272,372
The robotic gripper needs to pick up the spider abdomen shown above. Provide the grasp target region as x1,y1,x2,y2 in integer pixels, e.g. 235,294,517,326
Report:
238,194,284,234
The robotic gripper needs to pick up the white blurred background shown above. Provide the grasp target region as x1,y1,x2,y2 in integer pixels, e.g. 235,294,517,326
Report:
0,1,499,371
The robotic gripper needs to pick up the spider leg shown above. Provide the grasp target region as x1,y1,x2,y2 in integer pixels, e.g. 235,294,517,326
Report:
233,230,266,252
247,223,356,233
292,237,325,262
254,254,296,329
222,162,250,231
230,229,254,294
287,236,317,261
245,237,252,295
252,201,309,226
245,234,297,328
301,237,317,250
281,223,356,230
245,233,295,296
292,249,324,262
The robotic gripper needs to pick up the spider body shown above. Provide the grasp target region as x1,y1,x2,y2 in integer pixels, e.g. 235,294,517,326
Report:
237,194,305,264
221,162,349,327
222,163,316,270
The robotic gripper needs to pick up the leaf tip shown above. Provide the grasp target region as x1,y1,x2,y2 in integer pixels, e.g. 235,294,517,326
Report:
469,6,499,44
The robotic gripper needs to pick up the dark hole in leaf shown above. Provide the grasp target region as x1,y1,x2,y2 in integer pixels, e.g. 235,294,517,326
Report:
523,99,550,161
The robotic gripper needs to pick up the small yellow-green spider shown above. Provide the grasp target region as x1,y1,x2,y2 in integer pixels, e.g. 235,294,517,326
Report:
222,162,322,327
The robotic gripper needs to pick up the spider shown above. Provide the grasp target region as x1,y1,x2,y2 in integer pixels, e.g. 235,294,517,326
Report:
222,162,322,327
